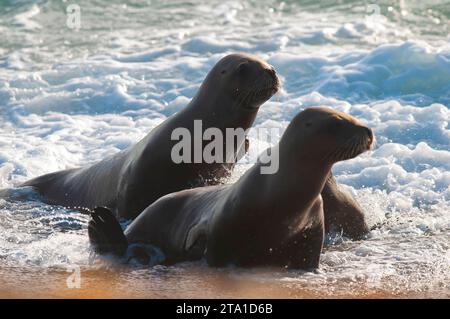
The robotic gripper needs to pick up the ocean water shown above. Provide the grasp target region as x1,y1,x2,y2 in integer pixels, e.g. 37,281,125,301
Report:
0,0,449,298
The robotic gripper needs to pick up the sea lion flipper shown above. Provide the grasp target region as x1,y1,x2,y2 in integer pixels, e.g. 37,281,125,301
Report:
322,173,369,240
185,223,207,257
88,207,128,256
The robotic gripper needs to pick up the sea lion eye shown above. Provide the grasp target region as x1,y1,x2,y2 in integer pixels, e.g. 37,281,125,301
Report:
305,122,312,127
221,70,226,74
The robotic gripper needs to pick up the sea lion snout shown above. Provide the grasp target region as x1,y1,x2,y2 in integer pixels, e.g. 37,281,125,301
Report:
351,124,373,152
213,53,280,110
265,66,277,82
340,124,374,161
248,56,279,86
330,110,374,153
249,59,279,92
265,66,280,93
363,126,374,150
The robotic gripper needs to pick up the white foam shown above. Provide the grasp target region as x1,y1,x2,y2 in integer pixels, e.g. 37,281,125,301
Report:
12,4,42,30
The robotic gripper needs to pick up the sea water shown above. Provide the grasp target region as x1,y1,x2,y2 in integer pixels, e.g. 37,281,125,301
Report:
0,0,449,297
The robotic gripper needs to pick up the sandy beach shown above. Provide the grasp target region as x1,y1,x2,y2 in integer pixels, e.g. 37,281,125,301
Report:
0,264,446,299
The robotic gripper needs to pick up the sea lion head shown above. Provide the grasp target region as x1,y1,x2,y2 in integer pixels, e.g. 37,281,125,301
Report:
201,53,280,111
282,107,373,164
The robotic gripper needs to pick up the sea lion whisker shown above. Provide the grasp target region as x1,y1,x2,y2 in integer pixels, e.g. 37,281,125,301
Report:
348,143,357,159
347,140,357,159
237,79,261,105
337,136,358,161
328,138,350,162
355,139,364,156
352,136,364,157
349,137,361,159
331,148,343,162
322,146,339,162
326,146,341,161
326,136,354,161
339,147,349,161
237,75,278,105
332,139,349,161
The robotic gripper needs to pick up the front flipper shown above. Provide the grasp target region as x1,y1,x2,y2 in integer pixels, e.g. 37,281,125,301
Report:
285,224,324,270
185,222,207,260
321,173,369,240
88,207,128,256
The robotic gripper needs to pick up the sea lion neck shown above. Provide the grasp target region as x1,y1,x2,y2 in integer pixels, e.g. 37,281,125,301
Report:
230,145,332,219
271,154,332,207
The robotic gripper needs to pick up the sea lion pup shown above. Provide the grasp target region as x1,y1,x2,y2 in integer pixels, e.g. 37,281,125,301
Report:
88,107,373,269
20,53,280,220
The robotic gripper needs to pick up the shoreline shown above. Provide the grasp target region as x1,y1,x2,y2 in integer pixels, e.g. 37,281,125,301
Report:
0,265,447,299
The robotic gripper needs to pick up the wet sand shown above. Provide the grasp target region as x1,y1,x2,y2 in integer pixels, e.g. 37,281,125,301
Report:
0,265,442,299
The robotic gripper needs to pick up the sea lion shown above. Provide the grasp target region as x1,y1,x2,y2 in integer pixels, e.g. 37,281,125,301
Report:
20,53,280,220
88,107,373,269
